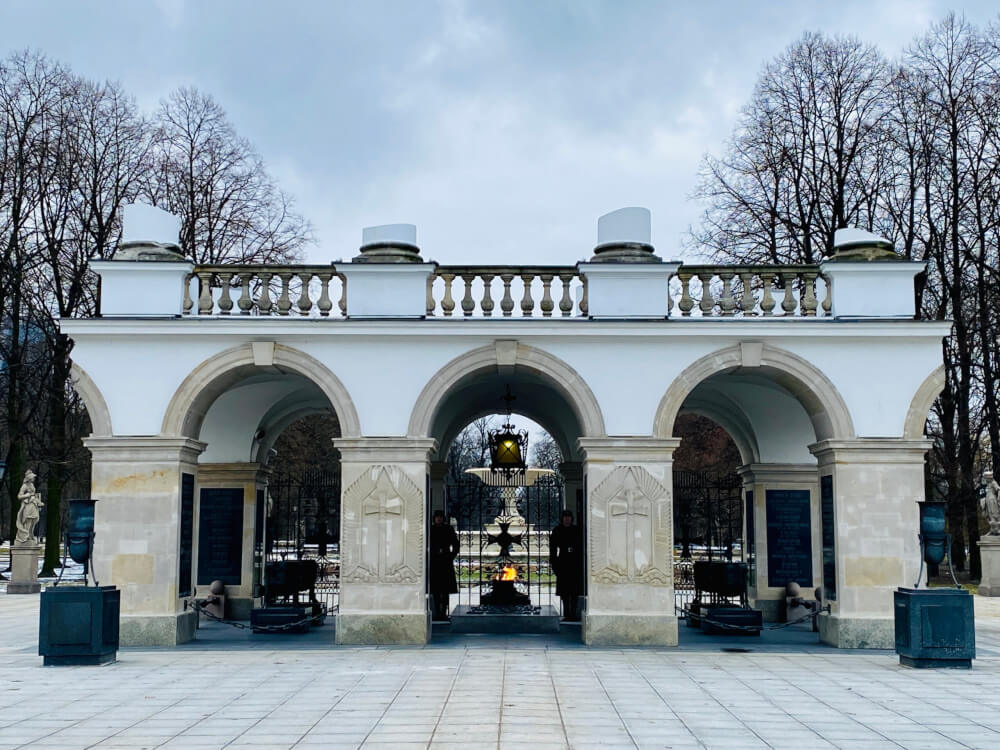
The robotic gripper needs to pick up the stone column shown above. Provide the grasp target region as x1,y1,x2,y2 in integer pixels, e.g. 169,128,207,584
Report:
195,463,268,619
333,437,436,645
559,461,584,519
809,438,931,648
85,436,205,646
429,461,448,518
737,464,819,622
978,537,1000,596
578,437,680,646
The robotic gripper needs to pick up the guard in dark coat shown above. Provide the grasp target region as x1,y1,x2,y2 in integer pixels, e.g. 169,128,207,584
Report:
550,510,583,621
429,510,459,621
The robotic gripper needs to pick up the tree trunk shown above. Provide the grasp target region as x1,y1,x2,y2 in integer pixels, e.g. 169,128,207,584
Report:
41,336,72,576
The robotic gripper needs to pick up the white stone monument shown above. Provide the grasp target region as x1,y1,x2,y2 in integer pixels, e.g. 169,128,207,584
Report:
978,472,1000,596
9,469,43,594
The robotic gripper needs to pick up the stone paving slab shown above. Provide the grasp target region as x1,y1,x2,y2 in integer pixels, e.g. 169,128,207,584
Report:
1,594,1000,748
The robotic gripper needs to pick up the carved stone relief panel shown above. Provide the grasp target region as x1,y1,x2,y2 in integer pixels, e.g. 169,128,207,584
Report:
590,466,672,586
341,465,423,584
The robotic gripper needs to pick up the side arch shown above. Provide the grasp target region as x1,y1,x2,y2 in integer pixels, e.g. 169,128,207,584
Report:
653,343,855,442
161,343,361,439
70,362,113,437
407,341,606,439
904,365,946,439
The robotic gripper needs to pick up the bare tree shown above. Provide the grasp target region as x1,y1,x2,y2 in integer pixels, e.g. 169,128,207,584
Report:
143,87,312,264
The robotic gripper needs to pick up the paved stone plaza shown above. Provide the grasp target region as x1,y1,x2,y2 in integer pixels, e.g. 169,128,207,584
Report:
1,595,999,749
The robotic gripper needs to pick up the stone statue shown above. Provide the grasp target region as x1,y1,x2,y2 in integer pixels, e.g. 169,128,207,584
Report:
14,470,44,546
982,473,1000,537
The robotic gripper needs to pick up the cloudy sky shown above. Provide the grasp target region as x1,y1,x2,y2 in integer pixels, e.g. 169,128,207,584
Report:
2,1,997,265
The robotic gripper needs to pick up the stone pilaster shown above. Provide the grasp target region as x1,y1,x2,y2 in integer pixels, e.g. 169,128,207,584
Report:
810,438,932,648
559,461,584,519
978,537,1000,596
333,437,436,645
577,437,680,646
737,464,819,622
85,436,205,646
196,463,268,619
429,461,448,517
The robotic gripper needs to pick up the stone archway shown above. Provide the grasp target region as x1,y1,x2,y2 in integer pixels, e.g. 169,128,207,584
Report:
653,343,855,442
903,365,946,439
70,362,113,437
161,342,361,439
407,340,606,442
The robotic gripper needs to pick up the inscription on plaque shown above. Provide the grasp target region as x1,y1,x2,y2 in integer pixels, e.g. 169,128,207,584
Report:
178,473,194,597
745,490,755,578
765,489,812,588
821,475,836,600
198,488,244,585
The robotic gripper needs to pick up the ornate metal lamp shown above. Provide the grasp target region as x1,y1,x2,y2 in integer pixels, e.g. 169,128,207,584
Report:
487,386,528,477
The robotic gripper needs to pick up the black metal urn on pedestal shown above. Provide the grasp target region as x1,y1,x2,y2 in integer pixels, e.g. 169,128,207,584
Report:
894,501,975,668
38,499,120,666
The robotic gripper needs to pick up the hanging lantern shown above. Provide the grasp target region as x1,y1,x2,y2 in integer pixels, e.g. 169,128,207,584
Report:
487,385,528,474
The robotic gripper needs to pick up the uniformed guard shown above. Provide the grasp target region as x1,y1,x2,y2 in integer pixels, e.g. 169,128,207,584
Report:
550,509,583,621
429,509,459,621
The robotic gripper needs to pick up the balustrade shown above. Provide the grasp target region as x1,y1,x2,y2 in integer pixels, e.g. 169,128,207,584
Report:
669,265,831,318
183,266,347,317
426,266,587,318
179,262,831,319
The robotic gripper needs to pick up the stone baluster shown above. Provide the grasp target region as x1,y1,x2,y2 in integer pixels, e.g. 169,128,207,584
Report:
558,273,574,317
256,272,273,314
296,272,313,314
276,272,292,315
699,275,715,316
579,277,588,316
182,274,194,315
480,273,495,317
426,275,435,316
500,273,515,317
337,273,347,316
237,272,253,315
719,271,736,316
821,273,832,316
461,274,476,317
800,270,818,317
676,272,694,317
440,273,456,317
317,272,333,317
217,272,234,315
540,273,554,317
780,275,797,315
739,271,755,315
520,273,535,317
197,271,214,315
760,271,776,316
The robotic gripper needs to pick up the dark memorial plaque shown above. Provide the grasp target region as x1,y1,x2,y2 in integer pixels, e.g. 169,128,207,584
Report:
745,491,755,577
198,488,244,585
765,489,812,588
821,475,836,600
178,473,194,597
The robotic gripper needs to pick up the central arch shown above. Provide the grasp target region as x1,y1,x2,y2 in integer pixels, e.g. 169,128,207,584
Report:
408,341,606,451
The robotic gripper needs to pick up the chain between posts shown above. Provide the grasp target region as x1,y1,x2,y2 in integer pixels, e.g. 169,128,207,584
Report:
678,604,831,633
188,599,328,633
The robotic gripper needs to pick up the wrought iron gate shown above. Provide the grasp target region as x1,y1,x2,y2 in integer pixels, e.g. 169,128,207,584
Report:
445,474,564,610
266,468,341,611
673,469,743,616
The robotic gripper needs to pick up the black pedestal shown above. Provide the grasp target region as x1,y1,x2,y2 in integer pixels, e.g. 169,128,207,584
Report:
39,586,119,666
250,606,312,633
699,606,762,636
894,587,975,668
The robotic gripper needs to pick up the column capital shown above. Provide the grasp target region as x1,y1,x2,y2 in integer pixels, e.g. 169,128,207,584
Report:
809,438,933,464
577,436,681,463
334,436,437,463
737,463,818,484
84,435,205,463
197,462,269,485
